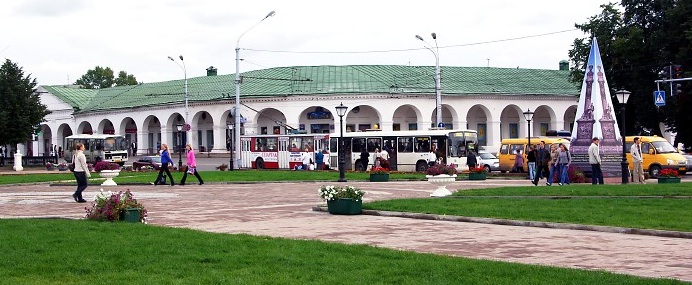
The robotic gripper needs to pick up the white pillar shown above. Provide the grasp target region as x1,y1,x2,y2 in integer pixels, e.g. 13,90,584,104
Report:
13,149,23,171
212,125,227,153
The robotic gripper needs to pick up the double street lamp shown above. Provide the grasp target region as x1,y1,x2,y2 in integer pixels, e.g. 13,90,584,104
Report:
616,89,631,184
168,55,189,143
234,10,276,170
176,124,183,169
335,103,348,182
523,108,535,150
415,32,442,128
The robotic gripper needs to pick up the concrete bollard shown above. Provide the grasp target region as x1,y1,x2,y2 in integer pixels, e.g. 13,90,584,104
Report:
13,150,23,171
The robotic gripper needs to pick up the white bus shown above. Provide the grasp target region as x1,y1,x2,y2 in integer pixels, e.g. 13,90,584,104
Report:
240,133,330,169
328,129,478,172
64,134,129,165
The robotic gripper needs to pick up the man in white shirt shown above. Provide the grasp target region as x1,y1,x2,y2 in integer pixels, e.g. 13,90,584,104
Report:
630,137,646,184
300,147,312,170
588,137,604,185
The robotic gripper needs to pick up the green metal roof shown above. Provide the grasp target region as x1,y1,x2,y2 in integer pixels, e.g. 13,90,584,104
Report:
43,65,579,113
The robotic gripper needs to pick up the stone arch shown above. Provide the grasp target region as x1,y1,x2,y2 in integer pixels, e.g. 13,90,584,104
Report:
165,112,186,153
57,123,73,156
39,124,53,156
533,105,557,136
466,104,491,146
191,111,215,151
77,121,93,135
97,119,115,135
343,105,381,132
298,106,333,134
500,105,523,139
393,104,422,131
563,105,578,132
430,104,458,129
119,117,138,151
254,108,288,134
143,115,162,155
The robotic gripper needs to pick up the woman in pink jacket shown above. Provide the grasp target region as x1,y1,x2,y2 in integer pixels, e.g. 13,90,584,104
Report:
180,143,204,185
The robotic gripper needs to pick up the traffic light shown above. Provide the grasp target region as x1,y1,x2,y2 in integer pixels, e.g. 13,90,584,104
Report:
672,65,683,95
660,65,670,80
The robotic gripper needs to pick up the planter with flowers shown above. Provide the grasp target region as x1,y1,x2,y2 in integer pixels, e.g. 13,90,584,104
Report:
369,166,390,182
468,166,488,180
85,189,147,223
425,163,458,197
318,185,365,215
94,161,122,186
657,169,681,184
57,162,68,171
45,162,55,171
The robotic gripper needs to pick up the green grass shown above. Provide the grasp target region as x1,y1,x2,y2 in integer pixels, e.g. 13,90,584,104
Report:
365,184,692,232
0,219,685,285
0,170,427,185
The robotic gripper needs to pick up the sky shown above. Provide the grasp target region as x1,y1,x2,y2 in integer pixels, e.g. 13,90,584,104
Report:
0,0,610,86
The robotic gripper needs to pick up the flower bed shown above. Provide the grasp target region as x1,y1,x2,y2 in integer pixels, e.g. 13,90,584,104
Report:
426,163,457,176
85,189,147,223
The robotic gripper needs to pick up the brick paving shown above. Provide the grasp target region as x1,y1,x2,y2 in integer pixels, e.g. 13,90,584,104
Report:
0,178,690,282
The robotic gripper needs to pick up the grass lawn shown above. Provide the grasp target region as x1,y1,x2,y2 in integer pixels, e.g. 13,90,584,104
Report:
0,170,427,185
0,219,685,285
365,184,692,232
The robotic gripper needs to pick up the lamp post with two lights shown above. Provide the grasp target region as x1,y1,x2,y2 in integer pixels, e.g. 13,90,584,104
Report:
415,32,442,128
176,124,183,170
168,55,189,143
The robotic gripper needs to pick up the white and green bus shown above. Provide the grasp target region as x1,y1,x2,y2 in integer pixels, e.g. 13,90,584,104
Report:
64,134,129,165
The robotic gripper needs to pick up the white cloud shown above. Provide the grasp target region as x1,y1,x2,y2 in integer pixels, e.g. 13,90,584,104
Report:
0,0,608,86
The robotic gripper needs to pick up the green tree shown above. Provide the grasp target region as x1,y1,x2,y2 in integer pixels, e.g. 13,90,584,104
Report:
75,66,140,89
568,0,692,148
0,59,50,146
114,71,138,86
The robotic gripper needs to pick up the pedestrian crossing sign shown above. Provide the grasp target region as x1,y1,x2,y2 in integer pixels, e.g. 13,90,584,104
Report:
654,91,665,107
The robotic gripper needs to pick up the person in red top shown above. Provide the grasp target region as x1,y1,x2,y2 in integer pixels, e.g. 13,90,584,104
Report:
180,143,204,186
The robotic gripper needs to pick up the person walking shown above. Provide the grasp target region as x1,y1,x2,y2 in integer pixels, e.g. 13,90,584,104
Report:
154,144,175,186
360,148,370,171
466,150,478,171
546,144,559,186
556,143,571,186
300,147,312,170
532,141,550,186
589,137,604,185
513,149,524,173
527,146,536,180
180,144,204,186
315,149,325,171
630,136,646,184
71,143,90,203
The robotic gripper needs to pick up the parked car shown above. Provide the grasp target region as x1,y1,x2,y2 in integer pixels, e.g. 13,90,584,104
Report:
132,156,162,170
684,154,692,175
477,151,500,173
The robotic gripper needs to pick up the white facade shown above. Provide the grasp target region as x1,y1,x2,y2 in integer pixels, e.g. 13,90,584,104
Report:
34,89,578,158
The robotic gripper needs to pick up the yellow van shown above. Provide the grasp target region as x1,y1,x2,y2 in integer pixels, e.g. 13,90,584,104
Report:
626,136,687,177
498,137,571,173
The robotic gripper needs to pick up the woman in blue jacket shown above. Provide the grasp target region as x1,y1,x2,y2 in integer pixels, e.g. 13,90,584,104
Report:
154,143,175,186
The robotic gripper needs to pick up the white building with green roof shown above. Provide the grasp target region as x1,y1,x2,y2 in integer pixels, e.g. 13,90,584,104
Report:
34,64,579,158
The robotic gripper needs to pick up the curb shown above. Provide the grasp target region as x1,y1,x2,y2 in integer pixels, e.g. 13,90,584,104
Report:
312,206,692,239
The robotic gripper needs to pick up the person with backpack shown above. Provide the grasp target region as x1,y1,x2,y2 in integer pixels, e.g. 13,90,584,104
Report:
153,144,175,186
556,143,571,185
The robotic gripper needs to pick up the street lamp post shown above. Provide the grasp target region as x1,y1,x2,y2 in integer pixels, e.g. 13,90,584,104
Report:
176,124,183,170
616,89,631,184
523,109,535,178
415,32,442,128
227,122,233,171
335,102,348,182
168,55,188,143
235,10,276,171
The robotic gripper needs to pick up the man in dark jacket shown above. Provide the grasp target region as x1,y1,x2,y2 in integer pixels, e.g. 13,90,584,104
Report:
532,141,551,186
359,149,369,171
466,151,477,171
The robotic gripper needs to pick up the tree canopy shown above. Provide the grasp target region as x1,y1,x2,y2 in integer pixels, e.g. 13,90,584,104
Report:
0,59,50,146
568,0,691,149
75,66,140,89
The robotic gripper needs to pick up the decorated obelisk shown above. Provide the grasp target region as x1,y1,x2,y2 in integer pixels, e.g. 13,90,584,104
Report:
570,37,623,177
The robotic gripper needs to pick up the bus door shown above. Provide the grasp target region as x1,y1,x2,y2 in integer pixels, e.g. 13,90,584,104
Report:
241,137,251,168
278,137,290,169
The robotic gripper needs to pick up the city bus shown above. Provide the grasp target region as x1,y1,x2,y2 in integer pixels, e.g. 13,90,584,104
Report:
64,134,129,165
239,133,330,169
328,129,478,172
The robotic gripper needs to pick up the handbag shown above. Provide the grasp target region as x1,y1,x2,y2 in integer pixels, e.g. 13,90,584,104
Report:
187,166,195,174
68,155,76,172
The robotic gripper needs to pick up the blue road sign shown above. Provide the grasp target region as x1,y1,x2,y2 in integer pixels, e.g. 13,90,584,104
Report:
654,91,666,107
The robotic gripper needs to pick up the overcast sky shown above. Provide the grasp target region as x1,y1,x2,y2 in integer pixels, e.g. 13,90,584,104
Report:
1,0,609,86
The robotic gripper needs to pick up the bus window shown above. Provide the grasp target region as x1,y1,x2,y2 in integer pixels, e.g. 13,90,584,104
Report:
500,144,509,155
398,137,413,153
366,138,381,152
352,138,366,153
104,138,115,151
415,137,430,153
290,138,302,152
330,138,338,153
266,138,278,151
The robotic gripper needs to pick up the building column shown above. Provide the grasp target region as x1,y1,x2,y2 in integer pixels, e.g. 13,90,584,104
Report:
488,120,502,152
136,130,148,156
212,125,227,153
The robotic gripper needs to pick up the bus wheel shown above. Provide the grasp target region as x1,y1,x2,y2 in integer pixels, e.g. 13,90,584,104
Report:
255,158,265,169
355,161,365,171
649,165,661,178
416,161,428,172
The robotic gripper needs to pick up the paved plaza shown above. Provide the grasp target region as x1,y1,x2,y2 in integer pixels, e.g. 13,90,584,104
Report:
0,178,690,282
